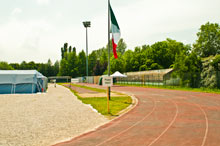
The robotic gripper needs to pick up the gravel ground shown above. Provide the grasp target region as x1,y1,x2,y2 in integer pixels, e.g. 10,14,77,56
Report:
0,84,109,146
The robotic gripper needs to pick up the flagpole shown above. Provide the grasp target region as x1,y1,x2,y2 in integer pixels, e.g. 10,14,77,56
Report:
108,1,110,76
107,0,111,113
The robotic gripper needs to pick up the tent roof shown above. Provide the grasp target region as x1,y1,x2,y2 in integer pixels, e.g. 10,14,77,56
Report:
0,70,38,74
0,70,45,78
0,70,46,78
111,71,127,77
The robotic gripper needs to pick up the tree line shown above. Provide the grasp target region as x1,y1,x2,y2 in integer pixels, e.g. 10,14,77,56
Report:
59,22,219,74
0,60,59,77
1,22,220,87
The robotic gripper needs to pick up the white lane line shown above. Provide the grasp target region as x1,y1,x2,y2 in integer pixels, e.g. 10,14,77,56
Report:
194,104,209,146
95,97,156,146
183,94,209,146
147,99,179,146
172,94,209,146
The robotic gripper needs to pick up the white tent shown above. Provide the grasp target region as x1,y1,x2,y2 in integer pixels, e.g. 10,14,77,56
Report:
111,71,127,78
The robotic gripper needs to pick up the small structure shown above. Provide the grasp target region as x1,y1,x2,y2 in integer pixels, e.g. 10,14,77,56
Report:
0,70,47,94
48,76,71,83
117,69,175,86
111,71,127,78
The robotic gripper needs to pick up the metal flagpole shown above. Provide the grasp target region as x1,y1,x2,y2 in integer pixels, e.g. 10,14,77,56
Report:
107,0,111,113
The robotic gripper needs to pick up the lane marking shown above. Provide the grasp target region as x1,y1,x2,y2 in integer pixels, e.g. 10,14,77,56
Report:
147,99,179,146
169,93,209,146
95,97,156,146
180,94,209,146
194,104,209,146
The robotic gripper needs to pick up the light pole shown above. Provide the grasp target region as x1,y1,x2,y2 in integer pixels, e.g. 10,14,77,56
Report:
83,21,91,82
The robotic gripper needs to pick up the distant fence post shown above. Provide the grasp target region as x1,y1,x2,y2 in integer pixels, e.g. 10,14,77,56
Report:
158,73,159,86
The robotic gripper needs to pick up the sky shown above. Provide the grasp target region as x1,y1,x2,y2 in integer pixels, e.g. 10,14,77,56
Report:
0,0,219,63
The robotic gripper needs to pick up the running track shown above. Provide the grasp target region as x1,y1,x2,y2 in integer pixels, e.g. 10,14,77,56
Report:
54,84,220,146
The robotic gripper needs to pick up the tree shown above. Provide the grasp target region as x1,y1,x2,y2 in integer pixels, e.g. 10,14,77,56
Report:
10,63,20,69
193,22,220,57
123,50,134,72
59,59,68,76
93,60,102,75
46,59,53,77
0,62,14,70
27,61,37,70
61,47,64,59
173,52,202,87
110,53,125,73
20,61,28,70
67,51,79,77
78,50,86,76
117,38,127,55
38,63,47,76
53,60,60,76
88,51,98,76
63,43,68,59
68,46,72,53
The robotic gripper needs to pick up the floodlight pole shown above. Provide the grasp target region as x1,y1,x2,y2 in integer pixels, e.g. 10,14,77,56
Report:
83,21,91,82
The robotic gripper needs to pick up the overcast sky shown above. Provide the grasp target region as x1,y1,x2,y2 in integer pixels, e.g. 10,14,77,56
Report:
0,0,219,63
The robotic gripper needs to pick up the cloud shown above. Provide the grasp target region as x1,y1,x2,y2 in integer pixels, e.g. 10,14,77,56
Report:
37,0,50,5
11,8,22,15
0,18,53,63
0,0,219,63
113,0,220,47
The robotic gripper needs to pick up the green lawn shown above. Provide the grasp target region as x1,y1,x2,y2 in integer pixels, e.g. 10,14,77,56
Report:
80,96,132,116
61,83,132,117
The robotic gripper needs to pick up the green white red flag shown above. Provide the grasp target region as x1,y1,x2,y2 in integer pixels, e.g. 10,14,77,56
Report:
109,3,121,59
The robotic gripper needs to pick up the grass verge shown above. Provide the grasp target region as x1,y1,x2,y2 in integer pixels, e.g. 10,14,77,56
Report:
71,83,106,93
60,83,132,117
116,83,220,94
80,96,132,116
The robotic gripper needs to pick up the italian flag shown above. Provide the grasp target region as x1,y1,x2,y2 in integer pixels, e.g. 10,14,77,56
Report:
109,3,121,59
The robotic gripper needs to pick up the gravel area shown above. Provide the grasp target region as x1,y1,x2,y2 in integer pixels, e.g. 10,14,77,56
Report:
0,84,109,146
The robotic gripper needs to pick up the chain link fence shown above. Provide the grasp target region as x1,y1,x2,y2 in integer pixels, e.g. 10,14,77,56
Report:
116,71,220,89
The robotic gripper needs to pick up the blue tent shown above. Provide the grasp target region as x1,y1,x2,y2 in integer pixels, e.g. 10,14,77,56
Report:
0,70,47,94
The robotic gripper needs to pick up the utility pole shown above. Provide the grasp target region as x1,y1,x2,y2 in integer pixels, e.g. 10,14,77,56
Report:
83,21,91,82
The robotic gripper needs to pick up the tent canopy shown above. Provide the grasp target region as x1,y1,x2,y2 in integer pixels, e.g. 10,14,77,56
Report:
0,70,45,84
111,71,127,78
0,70,47,94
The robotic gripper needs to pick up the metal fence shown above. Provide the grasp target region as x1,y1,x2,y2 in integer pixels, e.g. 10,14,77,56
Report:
72,71,220,89
116,75,174,86
116,71,220,89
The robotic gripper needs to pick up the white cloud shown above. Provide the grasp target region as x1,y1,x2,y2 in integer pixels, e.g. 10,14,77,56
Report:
37,0,50,5
114,0,220,47
0,0,219,63
11,8,22,15
0,18,53,63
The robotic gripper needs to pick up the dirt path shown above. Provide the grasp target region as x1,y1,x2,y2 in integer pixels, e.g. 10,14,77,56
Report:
65,84,127,98
54,84,220,146
66,85,99,94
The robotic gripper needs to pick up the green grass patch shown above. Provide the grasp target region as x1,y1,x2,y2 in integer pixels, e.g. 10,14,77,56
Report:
80,96,132,116
116,83,220,94
71,83,107,93
60,83,132,117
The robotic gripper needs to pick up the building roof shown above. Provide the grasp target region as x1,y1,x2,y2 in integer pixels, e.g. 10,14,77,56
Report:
125,68,173,76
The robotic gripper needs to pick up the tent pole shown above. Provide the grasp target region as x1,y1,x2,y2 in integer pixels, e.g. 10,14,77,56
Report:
11,84,13,94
